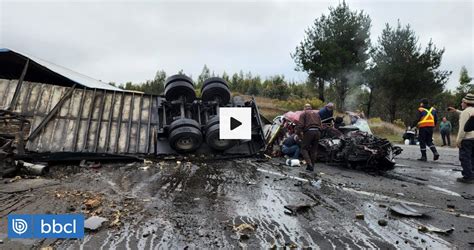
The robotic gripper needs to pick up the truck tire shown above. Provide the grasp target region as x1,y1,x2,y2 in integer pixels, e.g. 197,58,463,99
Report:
164,81,196,102
205,124,236,151
165,74,194,88
202,77,228,89
201,82,231,104
169,118,201,132
168,126,203,153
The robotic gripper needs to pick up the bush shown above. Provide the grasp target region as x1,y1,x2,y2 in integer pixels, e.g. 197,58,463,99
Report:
277,98,324,111
368,117,383,124
393,118,406,128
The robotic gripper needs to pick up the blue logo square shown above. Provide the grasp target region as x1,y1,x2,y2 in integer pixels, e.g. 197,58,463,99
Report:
8,214,33,238
8,214,84,239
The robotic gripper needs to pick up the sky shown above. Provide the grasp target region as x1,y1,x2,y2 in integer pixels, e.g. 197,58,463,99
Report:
0,0,472,90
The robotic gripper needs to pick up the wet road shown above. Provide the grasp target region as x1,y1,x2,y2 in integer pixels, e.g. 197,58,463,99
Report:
0,144,473,249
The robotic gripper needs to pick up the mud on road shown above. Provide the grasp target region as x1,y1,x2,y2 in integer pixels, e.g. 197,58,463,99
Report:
0,145,473,249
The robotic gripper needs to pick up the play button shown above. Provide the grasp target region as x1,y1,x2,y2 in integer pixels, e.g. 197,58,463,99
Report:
230,117,242,131
219,107,251,139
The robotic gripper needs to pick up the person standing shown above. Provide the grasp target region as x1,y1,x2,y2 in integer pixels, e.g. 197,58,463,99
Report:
413,98,440,161
318,102,335,125
439,117,452,146
298,104,322,172
452,94,474,183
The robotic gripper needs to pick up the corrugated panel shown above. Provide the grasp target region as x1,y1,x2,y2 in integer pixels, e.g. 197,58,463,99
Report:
0,79,158,155
0,48,122,91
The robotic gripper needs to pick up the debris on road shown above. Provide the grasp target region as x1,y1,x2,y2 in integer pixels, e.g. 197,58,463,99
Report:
284,203,317,216
418,225,454,235
1,178,59,193
355,213,365,220
21,162,49,175
378,219,388,226
233,223,256,233
389,203,424,217
84,216,108,231
84,197,101,210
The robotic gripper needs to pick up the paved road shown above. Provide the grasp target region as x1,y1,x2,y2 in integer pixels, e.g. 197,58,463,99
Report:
0,145,473,249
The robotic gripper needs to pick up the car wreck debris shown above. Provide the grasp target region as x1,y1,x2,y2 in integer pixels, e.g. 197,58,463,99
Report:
389,203,425,217
264,112,402,170
84,216,108,231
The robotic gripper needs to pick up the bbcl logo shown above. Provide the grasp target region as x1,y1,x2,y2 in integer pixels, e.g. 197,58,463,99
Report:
8,214,84,238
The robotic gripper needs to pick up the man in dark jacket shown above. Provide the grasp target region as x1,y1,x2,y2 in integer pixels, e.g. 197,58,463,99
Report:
318,102,334,125
298,104,322,172
413,98,439,161
281,132,300,159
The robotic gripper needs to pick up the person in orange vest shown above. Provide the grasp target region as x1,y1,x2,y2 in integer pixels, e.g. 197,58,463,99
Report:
413,98,440,161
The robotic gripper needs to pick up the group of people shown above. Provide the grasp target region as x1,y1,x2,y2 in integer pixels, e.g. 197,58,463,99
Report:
279,93,474,184
412,95,474,183
281,103,335,172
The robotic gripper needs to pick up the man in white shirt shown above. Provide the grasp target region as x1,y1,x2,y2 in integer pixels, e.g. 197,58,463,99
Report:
449,93,474,183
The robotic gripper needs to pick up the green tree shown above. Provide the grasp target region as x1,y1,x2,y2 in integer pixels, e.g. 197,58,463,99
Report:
197,65,211,89
457,66,473,94
262,75,290,99
292,1,371,109
371,21,451,122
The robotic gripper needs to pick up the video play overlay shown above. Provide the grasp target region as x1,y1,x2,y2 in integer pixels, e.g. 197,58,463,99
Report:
218,107,252,140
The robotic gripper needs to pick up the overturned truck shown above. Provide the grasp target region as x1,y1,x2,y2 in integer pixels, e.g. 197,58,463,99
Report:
0,49,266,162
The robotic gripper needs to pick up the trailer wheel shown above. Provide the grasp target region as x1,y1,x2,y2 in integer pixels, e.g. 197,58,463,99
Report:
201,82,231,104
206,124,236,151
165,74,194,88
169,118,201,132
201,77,231,104
205,115,220,130
202,77,228,89
164,81,196,102
169,126,203,152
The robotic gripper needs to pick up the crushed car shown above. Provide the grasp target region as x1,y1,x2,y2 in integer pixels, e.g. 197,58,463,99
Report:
264,110,403,170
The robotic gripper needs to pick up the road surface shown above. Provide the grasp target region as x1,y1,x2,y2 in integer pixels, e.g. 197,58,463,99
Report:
0,144,473,249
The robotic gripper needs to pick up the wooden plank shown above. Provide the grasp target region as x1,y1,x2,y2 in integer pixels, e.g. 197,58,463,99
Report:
125,93,135,153
82,88,97,151
136,94,144,153
145,95,153,154
72,87,87,151
8,59,29,110
20,81,33,113
27,84,76,141
104,91,116,152
93,89,107,152
114,92,125,153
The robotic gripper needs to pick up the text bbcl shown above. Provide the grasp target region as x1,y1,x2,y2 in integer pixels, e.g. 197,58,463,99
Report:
8,214,84,238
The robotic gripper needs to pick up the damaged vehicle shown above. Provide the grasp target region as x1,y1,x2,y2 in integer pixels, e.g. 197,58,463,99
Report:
0,48,267,163
264,111,402,170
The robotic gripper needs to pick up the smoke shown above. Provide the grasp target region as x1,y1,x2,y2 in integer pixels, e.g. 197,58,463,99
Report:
342,69,365,111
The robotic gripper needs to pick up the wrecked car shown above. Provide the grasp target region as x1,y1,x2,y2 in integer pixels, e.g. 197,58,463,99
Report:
264,111,402,170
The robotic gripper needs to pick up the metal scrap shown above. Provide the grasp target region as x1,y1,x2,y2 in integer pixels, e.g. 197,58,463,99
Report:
418,225,454,235
84,216,108,231
389,203,424,217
